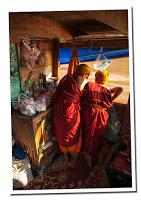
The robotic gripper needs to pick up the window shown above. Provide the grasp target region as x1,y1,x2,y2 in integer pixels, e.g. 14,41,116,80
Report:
59,48,129,104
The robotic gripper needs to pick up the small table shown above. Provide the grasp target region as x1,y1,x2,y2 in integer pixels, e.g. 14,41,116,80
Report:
12,108,52,168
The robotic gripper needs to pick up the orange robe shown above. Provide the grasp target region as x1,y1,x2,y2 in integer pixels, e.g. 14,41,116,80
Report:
52,75,82,151
81,82,113,156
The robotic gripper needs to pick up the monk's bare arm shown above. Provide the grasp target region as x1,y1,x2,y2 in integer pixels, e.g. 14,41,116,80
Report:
110,87,123,101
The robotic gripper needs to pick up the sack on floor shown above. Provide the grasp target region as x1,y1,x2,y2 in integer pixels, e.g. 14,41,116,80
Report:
12,156,33,189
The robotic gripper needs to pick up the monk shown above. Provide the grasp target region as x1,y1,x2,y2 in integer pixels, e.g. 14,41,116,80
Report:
81,69,123,167
52,64,92,164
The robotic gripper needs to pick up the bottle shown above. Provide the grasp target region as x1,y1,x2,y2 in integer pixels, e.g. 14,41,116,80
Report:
39,73,42,85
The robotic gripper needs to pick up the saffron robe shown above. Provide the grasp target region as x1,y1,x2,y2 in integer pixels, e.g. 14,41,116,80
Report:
81,82,113,156
52,75,82,147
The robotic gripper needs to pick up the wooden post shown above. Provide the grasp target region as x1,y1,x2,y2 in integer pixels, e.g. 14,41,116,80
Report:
52,38,60,78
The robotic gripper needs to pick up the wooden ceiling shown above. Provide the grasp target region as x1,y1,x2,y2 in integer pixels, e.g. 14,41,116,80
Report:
9,10,128,48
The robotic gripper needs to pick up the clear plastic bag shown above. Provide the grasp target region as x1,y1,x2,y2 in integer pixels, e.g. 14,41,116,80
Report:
18,93,36,116
35,99,46,112
20,40,40,69
93,47,112,70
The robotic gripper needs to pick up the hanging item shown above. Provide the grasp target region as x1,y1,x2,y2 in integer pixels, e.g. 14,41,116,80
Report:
36,41,45,65
105,105,121,143
67,46,80,75
93,47,112,71
20,40,40,69
36,52,44,65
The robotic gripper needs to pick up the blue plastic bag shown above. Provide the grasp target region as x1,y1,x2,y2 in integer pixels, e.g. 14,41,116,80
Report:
12,145,26,160
105,105,121,142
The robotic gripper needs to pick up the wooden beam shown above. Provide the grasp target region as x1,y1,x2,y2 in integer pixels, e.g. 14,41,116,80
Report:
9,13,73,43
52,38,60,78
60,38,128,49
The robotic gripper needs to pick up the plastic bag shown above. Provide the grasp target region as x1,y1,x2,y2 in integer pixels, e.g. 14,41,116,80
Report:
36,53,44,65
105,105,121,142
20,40,40,69
18,93,36,116
35,99,46,112
93,47,112,70
108,105,121,134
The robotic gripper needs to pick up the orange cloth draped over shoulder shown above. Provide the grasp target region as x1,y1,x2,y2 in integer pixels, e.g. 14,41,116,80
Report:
53,46,82,153
67,46,80,75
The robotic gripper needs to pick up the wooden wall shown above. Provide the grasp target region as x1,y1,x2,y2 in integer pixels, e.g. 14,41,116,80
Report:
19,41,53,85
